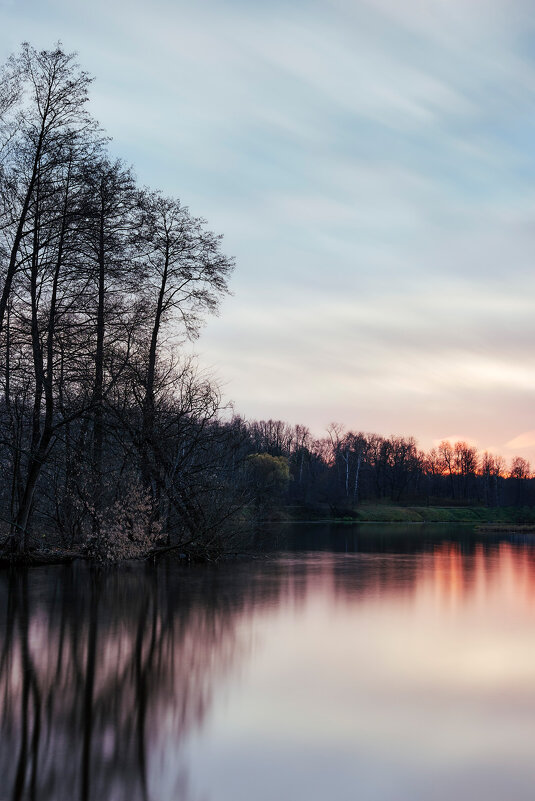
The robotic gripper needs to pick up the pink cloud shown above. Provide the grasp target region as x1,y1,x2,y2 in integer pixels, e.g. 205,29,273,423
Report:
505,431,535,450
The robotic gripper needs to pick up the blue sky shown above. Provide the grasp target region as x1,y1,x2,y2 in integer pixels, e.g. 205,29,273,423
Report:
2,0,535,461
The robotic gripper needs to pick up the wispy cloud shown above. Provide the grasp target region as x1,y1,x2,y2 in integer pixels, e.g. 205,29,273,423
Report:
505,432,535,451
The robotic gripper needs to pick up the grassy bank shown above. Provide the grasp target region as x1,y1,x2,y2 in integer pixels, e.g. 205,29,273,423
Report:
282,504,535,524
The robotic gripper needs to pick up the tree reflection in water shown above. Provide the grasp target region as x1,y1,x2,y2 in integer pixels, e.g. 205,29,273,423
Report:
0,561,284,801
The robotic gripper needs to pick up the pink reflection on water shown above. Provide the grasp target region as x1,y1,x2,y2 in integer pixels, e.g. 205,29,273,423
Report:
2,540,535,800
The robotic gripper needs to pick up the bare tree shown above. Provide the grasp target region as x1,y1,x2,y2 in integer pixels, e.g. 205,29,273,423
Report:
0,44,97,335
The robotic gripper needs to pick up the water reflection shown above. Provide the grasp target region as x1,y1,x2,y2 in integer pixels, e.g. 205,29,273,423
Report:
2,531,535,800
0,564,259,801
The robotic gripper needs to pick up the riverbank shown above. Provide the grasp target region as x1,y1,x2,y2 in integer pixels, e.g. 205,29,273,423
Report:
3,506,535,566
281,504,535,524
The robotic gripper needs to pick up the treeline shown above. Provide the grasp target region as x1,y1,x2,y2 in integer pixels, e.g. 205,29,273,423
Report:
0,44,237,558
237,419,534,512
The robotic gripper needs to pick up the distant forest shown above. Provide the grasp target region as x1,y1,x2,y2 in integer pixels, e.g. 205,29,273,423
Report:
239,420,534,514
0,45,532,561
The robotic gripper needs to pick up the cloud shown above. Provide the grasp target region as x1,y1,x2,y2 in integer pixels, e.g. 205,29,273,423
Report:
505,432,535,451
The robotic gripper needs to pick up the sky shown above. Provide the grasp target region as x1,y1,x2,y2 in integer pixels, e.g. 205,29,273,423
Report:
1,0,535,463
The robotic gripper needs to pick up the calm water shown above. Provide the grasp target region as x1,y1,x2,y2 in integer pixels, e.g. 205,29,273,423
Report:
2,524,535,800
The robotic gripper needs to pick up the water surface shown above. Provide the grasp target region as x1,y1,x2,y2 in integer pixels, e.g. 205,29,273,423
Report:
2,523,535,800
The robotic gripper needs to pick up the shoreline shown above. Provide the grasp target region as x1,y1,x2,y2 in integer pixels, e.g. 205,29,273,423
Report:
3,510,535,567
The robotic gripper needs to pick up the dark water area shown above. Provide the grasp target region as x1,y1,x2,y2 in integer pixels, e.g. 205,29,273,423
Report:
2,524,535,800
253,520,496,552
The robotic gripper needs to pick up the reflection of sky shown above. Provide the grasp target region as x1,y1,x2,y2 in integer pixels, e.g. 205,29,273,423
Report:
2,0,535,460
3,545,535,799
183,546,535,801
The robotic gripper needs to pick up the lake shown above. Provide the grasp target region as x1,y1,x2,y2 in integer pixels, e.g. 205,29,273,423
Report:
2,523,535,800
